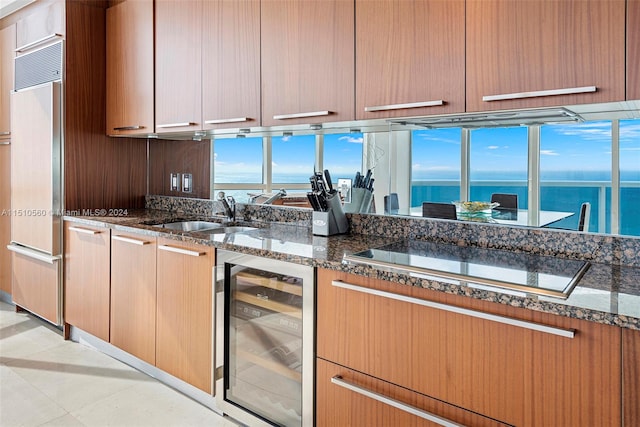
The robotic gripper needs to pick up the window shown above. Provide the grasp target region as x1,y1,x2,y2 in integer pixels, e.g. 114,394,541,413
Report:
322,132,363,182
620,119,640,236
213,136,263,203
469,126,528,208
272,134,316,187
411,128,461,206
540,121,612,233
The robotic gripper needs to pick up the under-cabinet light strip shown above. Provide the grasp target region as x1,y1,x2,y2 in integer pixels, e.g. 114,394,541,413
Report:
331,279,576,338
331,376,465,427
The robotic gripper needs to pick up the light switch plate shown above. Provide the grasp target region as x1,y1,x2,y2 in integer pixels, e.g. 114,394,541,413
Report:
170,173,180,191
337,178,352,203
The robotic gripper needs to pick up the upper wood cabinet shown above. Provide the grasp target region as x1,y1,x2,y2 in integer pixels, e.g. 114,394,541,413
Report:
0,24,15,139
106,0,154,136
355,0,465,120
202,0,260,130
628,0,640,100
466,0,626,112
261,0,354,127
155,0,202,134
64,222,111,342
15,0,64,54
110,230,157,366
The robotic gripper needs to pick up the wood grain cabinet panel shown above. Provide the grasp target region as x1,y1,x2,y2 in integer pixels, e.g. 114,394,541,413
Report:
15,0,64,53
202,0,260,130
629,0,640,100
106,0,154,136
110,230,157,365
155,0,202,133
355,0,465,120
0,24,15,139
261,0,354,127
0,144,9,294
317,269,622,426
64,222,110,342
317,359,509,427
624,328,640,427
156,238,214,393
466,0,626,111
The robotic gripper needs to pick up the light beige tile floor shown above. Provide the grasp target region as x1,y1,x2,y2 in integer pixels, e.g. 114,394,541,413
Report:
0,301,240,427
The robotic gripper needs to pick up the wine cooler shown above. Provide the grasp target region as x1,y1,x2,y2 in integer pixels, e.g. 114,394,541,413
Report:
215,250,314,426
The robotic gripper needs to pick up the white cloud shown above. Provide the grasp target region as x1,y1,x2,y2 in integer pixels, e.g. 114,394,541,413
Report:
414,134,460,145
338,135,364,144
540,149,559,156
548,121,611,140
487,145,499,150
281,135,291,142
272,161,278,167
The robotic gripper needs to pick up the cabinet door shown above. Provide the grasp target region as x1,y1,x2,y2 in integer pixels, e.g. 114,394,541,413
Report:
317,359,509,427
64,223,110,341
0,24,15,139
156,238,214,393
15,0,64,53
0,145,9,294
261,0,354,126
629,0,640,100
202,0,260,130
624,328,640,427
466,0,626,112
155,0,202,133
355,0,465,120
317,269,622,426
106,0,154,136
110,231,157,365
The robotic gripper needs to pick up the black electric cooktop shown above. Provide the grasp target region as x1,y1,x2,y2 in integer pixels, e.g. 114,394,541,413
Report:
344,240,591,299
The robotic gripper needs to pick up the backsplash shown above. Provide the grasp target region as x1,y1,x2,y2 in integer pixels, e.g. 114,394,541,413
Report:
146,195,640,267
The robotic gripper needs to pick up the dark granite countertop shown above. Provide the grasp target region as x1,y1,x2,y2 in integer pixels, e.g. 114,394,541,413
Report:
64,209,640,331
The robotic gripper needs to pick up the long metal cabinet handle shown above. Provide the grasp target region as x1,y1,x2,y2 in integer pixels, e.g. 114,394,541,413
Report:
156,122,196,128
68,226,102,235
364,100,444,112
113,125,144,131
331,280,575,338
112,235,151,246
158,244,204,257
0,141,10,145
6,244,61,264
482,86,597,102
204,117,249,124
15,33,63,52
273,111,331,120
331,376,465,427
0,131,10,135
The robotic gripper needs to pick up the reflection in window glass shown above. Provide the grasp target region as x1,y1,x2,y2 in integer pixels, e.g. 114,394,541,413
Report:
410,128,461,206
213,137,263,203
272,134,316,184
469,127,528,207
214,137,263,183
323,133,363,182
620,119,640,236
541,121,612,233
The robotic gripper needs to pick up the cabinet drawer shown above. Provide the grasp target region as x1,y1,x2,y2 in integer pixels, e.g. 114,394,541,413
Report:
317,358,508,427
317,269,621,426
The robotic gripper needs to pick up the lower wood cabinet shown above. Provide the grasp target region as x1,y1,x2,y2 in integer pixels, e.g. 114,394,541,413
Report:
317,269,622,427
624,328,640,427
110,230,157,365
156,237,214,393
64,222,110,341
317,358,508,427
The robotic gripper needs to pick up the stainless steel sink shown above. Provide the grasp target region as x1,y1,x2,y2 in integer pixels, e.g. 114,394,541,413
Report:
206,226,258,234
153,221,222,232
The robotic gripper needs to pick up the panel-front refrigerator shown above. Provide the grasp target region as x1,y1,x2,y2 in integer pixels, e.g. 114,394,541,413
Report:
7,79,62,326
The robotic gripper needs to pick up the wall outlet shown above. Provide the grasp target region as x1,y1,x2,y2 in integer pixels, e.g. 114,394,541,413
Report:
170,173,180,191
337,178,352,203
182,173,193,193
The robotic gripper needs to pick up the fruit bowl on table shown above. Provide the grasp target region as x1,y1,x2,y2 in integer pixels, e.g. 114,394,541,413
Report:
453,201,500,216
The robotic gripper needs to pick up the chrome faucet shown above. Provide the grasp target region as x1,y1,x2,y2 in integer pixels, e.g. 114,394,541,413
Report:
217,191,236,221
262,188,287,205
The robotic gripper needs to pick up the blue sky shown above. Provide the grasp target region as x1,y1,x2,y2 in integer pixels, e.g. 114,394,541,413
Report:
412,119,640,180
